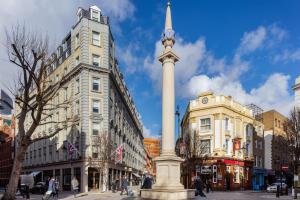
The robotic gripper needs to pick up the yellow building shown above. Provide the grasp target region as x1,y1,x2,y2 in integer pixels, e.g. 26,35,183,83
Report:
181,92,264,190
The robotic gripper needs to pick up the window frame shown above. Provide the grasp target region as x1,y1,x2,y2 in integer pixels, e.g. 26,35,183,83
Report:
92,54,100,67
200,118,211,132
92,100,100,114
92,78,101,92
92,122,100,136
92,31,100,46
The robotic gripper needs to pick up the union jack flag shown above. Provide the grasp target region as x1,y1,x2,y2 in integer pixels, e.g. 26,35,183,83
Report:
115,144,123,164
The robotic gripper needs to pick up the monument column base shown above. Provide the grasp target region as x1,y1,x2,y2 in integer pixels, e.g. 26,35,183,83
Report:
141,154,195,199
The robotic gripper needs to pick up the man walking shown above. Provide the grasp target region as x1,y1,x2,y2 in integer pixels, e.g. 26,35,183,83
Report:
195,176,206,198
120,176,129,196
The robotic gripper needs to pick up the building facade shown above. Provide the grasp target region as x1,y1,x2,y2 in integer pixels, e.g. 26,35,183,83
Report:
20,5,146,192
0,89,15,188
144,138,160,176
263,110,290,185
181,92,264,191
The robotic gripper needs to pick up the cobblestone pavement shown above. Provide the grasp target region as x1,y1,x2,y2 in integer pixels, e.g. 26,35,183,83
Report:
0,190,294,200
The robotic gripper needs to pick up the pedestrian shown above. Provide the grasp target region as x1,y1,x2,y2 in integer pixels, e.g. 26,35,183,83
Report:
52,177,60,199
194,176,206,198
112,179,116,193
71,176,79,198
42,177,55,200
141,175,152,189
23,184,30,200
120,176,129,196
206,178,213,193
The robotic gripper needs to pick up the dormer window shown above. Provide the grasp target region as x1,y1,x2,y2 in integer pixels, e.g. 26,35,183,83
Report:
89,5,101,22
91,10,100,21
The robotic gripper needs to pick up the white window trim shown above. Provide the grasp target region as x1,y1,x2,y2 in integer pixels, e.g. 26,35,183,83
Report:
200,117,211,132
92,54,100,67
92,78,101,92
92,31,100,46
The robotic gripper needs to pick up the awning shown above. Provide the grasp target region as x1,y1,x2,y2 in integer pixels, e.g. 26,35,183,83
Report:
132,173,141,178
30,171,41,176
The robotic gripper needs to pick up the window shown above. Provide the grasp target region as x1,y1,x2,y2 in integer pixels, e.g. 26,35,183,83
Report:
92,54,100,67
49,145,53,160
75,56,79,66
64,67,68,75
92,146,98,158
200,139,211,154
30,151,32,159
275,118,278,127
92,122,100,135
38,148,42,158
34,150,36,159
91,10,100,21
55,74,59,83
92,31,100,46
76,100,80,115
225,118,229,131
225,139,229,154
200,118,211,131
92,100,100,113
43,147,46,160
64,87,68,101
75,33,80,48
75,79,80,94
233,166,239,183
92,78,100,91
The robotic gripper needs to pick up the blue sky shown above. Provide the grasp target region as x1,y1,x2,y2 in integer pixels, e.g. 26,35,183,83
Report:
0,0,299,139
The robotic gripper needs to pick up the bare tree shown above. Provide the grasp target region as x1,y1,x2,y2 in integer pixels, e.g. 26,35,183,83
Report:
181,130,209,188
88,132,113,192
285,108,300,198
2,26,73,200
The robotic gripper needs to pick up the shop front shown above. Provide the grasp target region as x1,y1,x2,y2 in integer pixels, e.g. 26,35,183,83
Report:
182,157,253,191
252,167,266,190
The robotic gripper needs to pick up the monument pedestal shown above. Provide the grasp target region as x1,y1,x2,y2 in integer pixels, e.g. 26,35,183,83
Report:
141,154,195,199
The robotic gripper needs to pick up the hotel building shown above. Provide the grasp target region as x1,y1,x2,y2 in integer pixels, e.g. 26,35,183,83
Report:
20,5,146,192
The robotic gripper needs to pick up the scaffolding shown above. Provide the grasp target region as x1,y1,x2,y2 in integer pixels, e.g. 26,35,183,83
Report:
246,103,264,122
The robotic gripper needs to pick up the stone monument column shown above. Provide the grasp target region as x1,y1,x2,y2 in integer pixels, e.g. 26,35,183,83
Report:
141,1,194,199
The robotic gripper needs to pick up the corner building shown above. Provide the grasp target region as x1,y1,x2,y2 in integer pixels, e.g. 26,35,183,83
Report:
21,6,146,192
181,92,264,190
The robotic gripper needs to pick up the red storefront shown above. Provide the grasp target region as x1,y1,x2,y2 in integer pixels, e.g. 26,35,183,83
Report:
182,157,253,191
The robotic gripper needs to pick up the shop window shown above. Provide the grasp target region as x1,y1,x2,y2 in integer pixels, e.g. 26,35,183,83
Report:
233,166,239,183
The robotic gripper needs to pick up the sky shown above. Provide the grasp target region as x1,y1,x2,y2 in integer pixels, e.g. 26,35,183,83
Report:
0,0,299,139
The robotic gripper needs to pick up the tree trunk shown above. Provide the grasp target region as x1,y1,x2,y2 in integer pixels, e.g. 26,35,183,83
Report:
1,144,27,200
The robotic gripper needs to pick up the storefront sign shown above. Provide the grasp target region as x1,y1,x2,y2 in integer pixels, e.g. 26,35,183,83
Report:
201,165,212,174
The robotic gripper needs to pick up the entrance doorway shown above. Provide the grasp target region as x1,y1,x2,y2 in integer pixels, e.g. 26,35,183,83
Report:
88,168,100,191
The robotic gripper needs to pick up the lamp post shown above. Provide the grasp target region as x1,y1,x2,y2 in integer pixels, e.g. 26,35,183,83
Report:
175,105,180,139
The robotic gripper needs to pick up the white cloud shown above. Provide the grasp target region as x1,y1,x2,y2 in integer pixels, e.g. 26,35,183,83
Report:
144,24,293,116
273,49,300,63
143,125,152,138
0,0,135,89
182,73,294,115
144,37,206,91
238,26,267,55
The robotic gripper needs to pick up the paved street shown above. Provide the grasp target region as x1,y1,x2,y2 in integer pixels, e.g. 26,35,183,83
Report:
1,190,294,200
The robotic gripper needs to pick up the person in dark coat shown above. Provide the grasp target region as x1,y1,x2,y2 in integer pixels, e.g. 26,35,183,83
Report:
141,175,152,189
194,176,206,197
120,176,129,195
206,178,213,193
